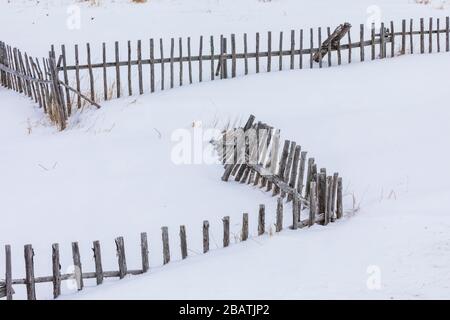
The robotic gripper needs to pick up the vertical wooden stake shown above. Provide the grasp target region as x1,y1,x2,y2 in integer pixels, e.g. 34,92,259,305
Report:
72,242,83,291
150,38,155,93
429,17,433,54
299,29,303,69
318,27,322,68
24,244,36,300
179,37,183,86
162,227,170,264
102,43,108,100
276,197,283,232
203,221,210,253
231,34,237,78
371,23,375,60
337,177,344,219
446,16,449,52
243,33,248,75
114,41,121,98
420,18,425,54
258,204,265,235
199,35,203,82
180,226,188,259
292,196,299,230
141,232,150,272
256,32,260,73
210,36,215,80
5,245,13,300
115,237,127,279
223,216,230,247
410,19,414,54
360,24,365,61
93,240,103,285
279,31,283,71
160,38,165,90
310,28,314,69
390,21,395,58
52,243,61,299
242,213,249,241
401,19,406,54
187,37,193,84
170,38,174,88
290,29,295,70
267,31,272,72
138,40,143,94
309,182,317,227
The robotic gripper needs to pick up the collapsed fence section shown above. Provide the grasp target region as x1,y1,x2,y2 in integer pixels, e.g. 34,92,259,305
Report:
215,115,344,227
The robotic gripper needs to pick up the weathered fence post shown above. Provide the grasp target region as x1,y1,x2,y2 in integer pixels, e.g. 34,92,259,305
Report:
72,242,83,291
5,245,13,300
203,221,210,253
24,244,36,300
292,196,300,230
93,240,103,285
115,237,127,279
223,216,230,247
52,243,61,299
309,182,317,227
180,226,188,259
162,227,170,265
242,213,249,241
141,232,150,272
337,177,344,219
276,197,283,232
48,52,66,130
258,204,265,235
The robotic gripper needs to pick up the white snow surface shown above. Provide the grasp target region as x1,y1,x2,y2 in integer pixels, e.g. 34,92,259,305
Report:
1,0,450,300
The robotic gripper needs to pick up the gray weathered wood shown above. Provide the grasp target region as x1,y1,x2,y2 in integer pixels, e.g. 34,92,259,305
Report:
242,213,249,241
273,140,290,196
24,244,36,300
325,176,332,225
231,34,236,78
52,243,61,298
256,32,260,73
160,38,165,90
331,173,339,217
162,226,170,264
292,196,300,230
72,242,83,290
309,182,317,227
86,43,95,102
179,37,183,86
187,37,193,84
318,27,323,68
179,226,188,259
276,197,283,232
140,232,149,272
287,145,301,201
305,157,315,198
150,39,155,92
420,18,425,54
410,19,414,54
199,36,203,82
390,21,395,57
5,245,13,300
437,18,441,53
115,237,127,279
310,28,314,68
446,17,449,52
337,177,344,219
138,40,144,94
360,24,365,61
210,36,215,80
429,17,433,54
203,220,210,253
267,31,272,72
371,23,376,60
401,19,406,54
258,204,265,235
223,216,230,247
318,172,327,215
127,41,133,95
102,43,108,101
279,31,283,71
380,23,385,59
170,38,175,88
297,151,307,196
290,29,295,69
299,29,303,69
93,240,103,285
243,33,248,75
114,42,121,98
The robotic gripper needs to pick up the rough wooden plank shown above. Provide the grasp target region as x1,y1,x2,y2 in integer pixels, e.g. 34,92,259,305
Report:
297,151,307,196
256,32,260,73
223,216,230,247
187,37,193,84
360,24,365,61
279,31,283,71
72,242,83,290
299,29,303,69
179,37,183,86
337,177,344,219
371,23,376,60
318,27,323,68
138,40,143,94
281,141,296,197
160,38,165,90
327,27,332,66
273,140,290,196
210,36,215,80
429,17,433,54
243,33,248,75
437,18,441,53
325,176,332,225
179,226,188,259
309,182,317,227
24,244,36,300
150,38,155,92
115,237,127,279
141,232,150,272
199,36,203,82
52,243,61,298
380,23,385,59
290,29,295,69
305,157,315,198
127,41,133,95
86,43,95,102
267,31,272,72
231,34,237,78
318,172,327,215
102,43,108,100
170,38,175,88
242,213,249,241
347,29,352,63
93,240,103,285
401,19,406,54
5,245,13,300
420,18,425,54
292,196,300,230
203,221,210,253
446,17,449,52
331,173,339,217
258,204,265,235
162,226,170,264
114,41,121,98
390,21,395,57
287,145,301,201
276,197,283,232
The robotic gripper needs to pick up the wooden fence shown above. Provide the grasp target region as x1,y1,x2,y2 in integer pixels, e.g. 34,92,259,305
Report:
216,115,344,229
0,193,343,300
51,17,449,113
1,17,449,130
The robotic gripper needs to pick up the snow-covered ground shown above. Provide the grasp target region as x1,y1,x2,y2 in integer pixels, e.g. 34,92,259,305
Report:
1,0,450,300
